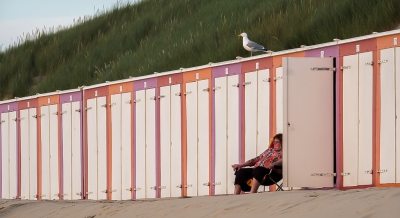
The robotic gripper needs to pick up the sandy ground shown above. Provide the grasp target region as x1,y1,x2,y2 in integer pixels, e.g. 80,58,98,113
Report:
0,187,399,218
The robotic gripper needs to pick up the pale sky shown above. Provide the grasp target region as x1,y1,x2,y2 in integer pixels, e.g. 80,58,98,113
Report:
0,0,138,51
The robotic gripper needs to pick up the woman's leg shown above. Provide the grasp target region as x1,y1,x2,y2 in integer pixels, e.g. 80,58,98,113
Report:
250,167,271,193
249,178,261,193
233,168,253,194
234,184,242,195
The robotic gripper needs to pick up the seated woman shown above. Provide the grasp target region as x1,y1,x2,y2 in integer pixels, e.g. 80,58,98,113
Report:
231,133,283,194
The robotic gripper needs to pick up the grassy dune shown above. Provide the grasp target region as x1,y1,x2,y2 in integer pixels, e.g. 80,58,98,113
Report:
1,0,399,99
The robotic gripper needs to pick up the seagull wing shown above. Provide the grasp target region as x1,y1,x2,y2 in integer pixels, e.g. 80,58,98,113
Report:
246,40,266,51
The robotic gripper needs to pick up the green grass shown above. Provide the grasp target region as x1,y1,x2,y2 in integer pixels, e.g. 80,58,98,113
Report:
1,0,400,100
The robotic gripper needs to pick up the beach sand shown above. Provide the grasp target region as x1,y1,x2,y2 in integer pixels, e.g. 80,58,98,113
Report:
0,187,399,218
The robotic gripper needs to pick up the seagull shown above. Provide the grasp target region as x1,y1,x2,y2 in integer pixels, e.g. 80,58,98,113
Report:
238,32,267,56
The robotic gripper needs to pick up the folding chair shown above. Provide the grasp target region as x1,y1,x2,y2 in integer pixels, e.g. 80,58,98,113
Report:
261,165,283,191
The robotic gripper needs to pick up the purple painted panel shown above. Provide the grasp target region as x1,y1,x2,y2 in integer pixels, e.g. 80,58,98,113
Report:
0,102,18,113
305,45,339,58
60,91,82,104
212,63,242,78
134,78,158,91
306,45,341,189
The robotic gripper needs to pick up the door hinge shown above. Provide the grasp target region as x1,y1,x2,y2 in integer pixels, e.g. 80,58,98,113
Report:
310,67,336,71
311,173,336,176
341,66,351,70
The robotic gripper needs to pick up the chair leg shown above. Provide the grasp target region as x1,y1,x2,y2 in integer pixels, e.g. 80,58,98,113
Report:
269,178,284,191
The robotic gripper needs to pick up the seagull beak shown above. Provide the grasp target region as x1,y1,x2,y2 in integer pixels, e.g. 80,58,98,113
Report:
237,34,241,38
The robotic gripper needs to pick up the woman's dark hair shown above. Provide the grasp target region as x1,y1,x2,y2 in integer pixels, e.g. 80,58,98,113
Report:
274,133,282,144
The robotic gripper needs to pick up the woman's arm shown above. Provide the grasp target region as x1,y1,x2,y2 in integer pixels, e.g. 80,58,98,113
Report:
232,149,267,170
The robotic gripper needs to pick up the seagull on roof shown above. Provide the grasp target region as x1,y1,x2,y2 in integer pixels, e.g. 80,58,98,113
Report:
238,32,267,57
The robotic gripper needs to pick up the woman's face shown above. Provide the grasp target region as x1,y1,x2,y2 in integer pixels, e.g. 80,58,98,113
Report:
273,138,282,151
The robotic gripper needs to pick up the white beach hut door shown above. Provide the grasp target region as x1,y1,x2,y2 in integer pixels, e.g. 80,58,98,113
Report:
342,52,373,187
1,111,18,199
244,69,270,192
276,67,284,134
61,101,82,200
135,90,146,199
40,105,59,200
170,84,182,197
86,96,107,200
111,94,122,200
214,77,227,195
71,101,82,200
197,80,210,196
160,86,171,198
186,79,210,197
160,84,182,198
282,57,334,188
342,54,359,187
244,71,257,161
396,47,400,183
214,75,239,195
379,48,396,184
86,98,97,200
358,52,373,186
62,102,73,200
20,108,38,200
120,92,132,200
145,88,156,198
185,81,198,197
134,88,156,199
110,92,132,200
381,47,400,184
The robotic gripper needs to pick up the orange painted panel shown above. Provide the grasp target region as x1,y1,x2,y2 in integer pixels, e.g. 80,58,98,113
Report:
272,51,306,68
108,81,133,95
377,34,400,50
339,38,376,56
182,68,212,83
242,57,273,73
38,94,59,106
